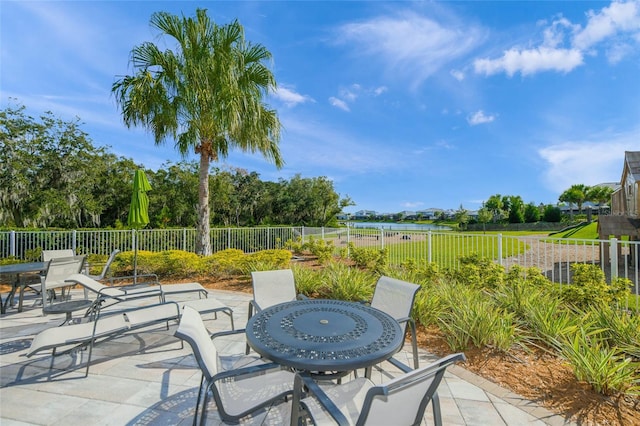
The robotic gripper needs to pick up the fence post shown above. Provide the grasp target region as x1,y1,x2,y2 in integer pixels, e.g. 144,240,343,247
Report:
346,226,350,257
610,238,618,280
427,231,432,263
380,228,384,249
227,228,231,250
72,230,77,253
302,226,306,243
10,230,16,258
497,233,503,267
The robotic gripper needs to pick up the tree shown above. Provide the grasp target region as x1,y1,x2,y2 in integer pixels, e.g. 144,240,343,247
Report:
112,10,282,255
543,205,562,222
523,202,541,223
559,184,589,220
506,195,525,224
0,103,116,228
485,194,504,223
454,204,469,230
587,185,614,214
477,207,492,232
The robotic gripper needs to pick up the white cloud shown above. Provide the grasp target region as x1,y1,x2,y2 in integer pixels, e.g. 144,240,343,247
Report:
273,86,314,107
474,47,583,76
572,0,640,50
335,10,485,87
474,0,640,77
373,86,388,96
538,134,639,193
450,69,465,81
329,84,388,111
467,110,496,125
329,97,350,111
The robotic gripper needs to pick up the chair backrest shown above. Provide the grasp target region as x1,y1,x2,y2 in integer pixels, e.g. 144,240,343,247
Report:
90,249,120,280
42,249,75,262
251,269,297,310
175,306,219,381
42,256,86,292
357,353,466,426
370,276,420,332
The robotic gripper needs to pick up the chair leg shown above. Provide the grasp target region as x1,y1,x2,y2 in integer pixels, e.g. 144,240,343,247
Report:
431,391,442,426
193,374,205,426
409,320,419,369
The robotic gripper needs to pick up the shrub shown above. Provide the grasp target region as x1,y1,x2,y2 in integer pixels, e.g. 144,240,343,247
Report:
243,249,292,274
304,236,335,264
563,264,631,309
449,253,505,290
348,242,387,272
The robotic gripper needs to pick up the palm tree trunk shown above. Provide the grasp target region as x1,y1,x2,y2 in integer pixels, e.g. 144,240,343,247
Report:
196,153,212,255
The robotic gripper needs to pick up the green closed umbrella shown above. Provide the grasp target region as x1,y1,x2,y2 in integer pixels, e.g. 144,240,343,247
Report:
128,169,151,283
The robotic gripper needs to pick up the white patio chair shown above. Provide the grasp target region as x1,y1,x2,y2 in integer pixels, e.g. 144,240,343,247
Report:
175,306,295,425
292,353,466,426
40,256,88,323
42,249,75,262
369,276,421,370
248,269,299,320
246,269,305,353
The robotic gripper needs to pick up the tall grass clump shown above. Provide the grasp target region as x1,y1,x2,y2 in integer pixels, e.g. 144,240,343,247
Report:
523,298,581,351
321,261,376,301
438,283,520,352
291,264,325,298
554,327,640,396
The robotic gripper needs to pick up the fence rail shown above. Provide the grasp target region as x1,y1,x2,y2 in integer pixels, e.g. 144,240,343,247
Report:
1,227,638,299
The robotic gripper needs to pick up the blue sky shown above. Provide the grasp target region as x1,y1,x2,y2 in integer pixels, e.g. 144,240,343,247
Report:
2,1,639,214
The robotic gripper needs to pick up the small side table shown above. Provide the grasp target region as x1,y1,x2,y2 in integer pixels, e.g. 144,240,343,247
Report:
44,299,94,325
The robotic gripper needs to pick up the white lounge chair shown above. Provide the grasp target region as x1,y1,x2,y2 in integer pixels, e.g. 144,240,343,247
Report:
26,301,182,376
86,249,120,282
175,306,294,425
292,353,466,426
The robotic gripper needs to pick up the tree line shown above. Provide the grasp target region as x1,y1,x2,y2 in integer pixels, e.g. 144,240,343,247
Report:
453,185,614,229
0,103,352,229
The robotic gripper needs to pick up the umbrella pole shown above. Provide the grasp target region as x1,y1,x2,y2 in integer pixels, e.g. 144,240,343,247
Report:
133,229,138,285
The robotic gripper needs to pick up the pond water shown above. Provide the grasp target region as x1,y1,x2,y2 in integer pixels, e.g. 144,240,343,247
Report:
348,222,451,231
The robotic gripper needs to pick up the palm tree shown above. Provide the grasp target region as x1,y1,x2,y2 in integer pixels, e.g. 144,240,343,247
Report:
559,184,589,220
112,9,283,255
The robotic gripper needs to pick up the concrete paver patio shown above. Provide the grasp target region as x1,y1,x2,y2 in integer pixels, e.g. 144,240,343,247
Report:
0,288,576,425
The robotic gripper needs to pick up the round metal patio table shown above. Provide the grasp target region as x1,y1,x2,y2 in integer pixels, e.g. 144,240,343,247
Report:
245,299,403,374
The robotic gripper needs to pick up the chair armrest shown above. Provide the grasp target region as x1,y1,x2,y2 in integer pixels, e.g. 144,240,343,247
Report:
109,274,159,286
210,328,246,340
212,361,285,382
385,356,412,373
298,372,350,426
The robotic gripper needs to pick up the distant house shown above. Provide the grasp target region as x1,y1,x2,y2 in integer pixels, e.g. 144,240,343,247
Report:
611,151,640,217
417,208,444,220
352,210,377,220
598,151,640,266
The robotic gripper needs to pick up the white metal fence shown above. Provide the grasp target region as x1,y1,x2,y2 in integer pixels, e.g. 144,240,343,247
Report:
1,227,638,298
